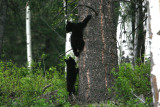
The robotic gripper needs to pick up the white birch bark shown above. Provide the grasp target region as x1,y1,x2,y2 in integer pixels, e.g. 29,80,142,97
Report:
117,3,134,64
148,0,160,106
63,0,73,57
63,0,74,73
144,1,151,62
26,5,32,69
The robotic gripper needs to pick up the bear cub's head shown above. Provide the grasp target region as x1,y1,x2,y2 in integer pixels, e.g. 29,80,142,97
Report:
64,57,76,67
66,21,73,33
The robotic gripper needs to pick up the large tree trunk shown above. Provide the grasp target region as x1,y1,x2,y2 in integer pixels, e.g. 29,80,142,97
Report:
149,0,160,106
0,0,7,58
78,0,118,103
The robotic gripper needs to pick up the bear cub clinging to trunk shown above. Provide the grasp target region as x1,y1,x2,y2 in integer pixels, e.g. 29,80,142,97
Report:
65,57,79,96
66,15,92,57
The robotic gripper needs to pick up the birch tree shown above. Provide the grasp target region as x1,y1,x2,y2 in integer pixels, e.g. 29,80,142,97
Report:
26,3,32,69
117,2,134,64
148,0,160,106
78,0,118,103
144,0,151,61
116,0,148,64
63,0,74,57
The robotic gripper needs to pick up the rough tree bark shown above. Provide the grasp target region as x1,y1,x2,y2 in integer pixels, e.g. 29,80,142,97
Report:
0,0,7,58
78,0,118,103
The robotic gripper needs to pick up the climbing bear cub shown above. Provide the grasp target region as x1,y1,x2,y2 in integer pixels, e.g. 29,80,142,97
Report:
65,57,79,96
66,15,92,57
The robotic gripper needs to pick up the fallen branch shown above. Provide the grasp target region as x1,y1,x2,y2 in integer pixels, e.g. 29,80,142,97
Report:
42,84,52,93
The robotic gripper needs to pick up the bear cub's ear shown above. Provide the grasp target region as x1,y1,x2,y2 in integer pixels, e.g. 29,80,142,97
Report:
66,21,72,33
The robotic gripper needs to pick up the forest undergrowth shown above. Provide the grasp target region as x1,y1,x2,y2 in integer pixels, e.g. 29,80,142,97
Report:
0,59,152,107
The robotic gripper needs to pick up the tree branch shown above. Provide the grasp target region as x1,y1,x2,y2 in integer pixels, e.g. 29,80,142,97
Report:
128,16,148,38
59,49,72,58
40,17,65,41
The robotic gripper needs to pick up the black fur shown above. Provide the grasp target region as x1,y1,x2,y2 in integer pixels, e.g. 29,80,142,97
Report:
65,57,79,96
66,15,92,57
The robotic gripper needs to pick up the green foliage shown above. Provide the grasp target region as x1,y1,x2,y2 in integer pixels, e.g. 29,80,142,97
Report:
2,0,67,68
112,62,152,106
0,60,69,106
0,59,152,106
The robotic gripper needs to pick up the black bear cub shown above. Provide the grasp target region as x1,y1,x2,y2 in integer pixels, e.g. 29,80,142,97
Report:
65,57,79,96
66,15,92,57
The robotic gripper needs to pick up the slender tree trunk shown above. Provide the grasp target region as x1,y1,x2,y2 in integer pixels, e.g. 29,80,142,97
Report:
63,0,74,57
26,5,32,69
131,0,136,65
149,0,160,106
136,0,145,63
63,0,74,74
78,0,118,103
0,0,7,58
144,0,151,62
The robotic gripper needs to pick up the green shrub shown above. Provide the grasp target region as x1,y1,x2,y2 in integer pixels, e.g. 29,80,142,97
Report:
0,60,69,106
112,62,152,106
